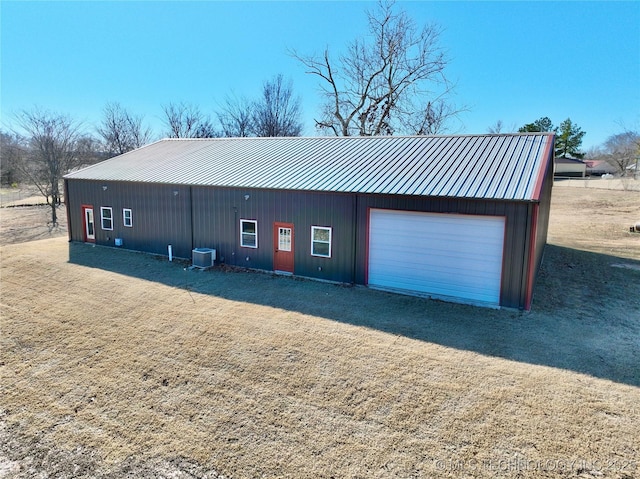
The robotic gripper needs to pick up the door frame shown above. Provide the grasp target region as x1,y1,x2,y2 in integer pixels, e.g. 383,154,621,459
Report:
81,204,96,243
366,208,505,307
273,222,294,273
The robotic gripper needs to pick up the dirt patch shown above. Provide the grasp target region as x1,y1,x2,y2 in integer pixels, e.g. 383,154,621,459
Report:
548,184,640,259
0,205,67,246
0,185,639,478
0,187,68,246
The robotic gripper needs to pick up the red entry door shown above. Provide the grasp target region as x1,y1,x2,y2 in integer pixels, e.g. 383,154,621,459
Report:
274,222,294,273
81,205,95,243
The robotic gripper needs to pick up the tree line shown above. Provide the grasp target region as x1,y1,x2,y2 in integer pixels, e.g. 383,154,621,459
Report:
0,91,295,226
96,73,306,157
0,73,305,213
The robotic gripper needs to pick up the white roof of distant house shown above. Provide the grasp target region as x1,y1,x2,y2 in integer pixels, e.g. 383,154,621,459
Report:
65,133,555,202
555,157,585,164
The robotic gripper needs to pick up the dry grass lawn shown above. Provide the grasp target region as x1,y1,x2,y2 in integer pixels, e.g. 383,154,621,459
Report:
1,185,639,478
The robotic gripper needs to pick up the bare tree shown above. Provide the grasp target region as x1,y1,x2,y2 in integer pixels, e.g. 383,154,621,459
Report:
14,109,85,226
487,120,517,135
487,120,505,134
216,94,254,137
252,75,303,137
162,102,217,138
75,134,105,167
402,98,457,135
97,102,153,156
0,131,27,186
602,130,640,177
292,1,460,136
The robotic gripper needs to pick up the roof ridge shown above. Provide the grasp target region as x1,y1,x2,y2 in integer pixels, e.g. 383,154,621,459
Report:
160,132,554,142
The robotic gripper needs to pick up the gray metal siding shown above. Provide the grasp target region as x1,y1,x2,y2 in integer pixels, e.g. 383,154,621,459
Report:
354,194,533,309
507,202,534,309
66,179,193,259
191,187,356,283
66,180,356,282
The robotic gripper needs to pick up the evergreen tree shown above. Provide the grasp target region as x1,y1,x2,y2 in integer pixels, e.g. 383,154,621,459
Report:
518,117,554,133
555,118,586,158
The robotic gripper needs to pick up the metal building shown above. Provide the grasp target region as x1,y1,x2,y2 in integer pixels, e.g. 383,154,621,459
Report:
64,133,555,310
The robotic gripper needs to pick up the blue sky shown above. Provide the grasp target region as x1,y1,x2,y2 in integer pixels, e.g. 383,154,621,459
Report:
1,1,639,150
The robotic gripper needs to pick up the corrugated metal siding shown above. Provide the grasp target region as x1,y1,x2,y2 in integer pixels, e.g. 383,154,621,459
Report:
190,187,356,283
353,194,532,309
67,179,355,282
66,177,546,308
65,134,553,201
66,179,193,259
533,154,554,282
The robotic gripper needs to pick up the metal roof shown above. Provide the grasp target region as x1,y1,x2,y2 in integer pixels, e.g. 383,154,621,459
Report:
65,133,554,201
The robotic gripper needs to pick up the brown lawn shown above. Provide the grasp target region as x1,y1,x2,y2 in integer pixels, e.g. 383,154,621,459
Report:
0,185,639,478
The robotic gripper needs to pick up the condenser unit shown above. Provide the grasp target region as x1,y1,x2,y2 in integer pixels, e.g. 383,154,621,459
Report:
192,248,216,268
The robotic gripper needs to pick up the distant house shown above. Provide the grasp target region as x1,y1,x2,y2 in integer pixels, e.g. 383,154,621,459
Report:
584,160,618,177
64,133,555,310
554,157,586,177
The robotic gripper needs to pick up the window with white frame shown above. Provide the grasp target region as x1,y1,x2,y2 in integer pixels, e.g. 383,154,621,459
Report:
123,208,133,227
240,219,258,248
311,226,332,257
101,207,113,230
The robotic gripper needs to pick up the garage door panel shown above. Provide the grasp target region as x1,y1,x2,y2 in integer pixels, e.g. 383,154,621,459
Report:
373,263,500,299
373,227,500,249
372,253,499,277
370,239,502,272
368,209,505,306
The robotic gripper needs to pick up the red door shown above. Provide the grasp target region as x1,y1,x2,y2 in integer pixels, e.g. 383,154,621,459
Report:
274,222,294,273
81,205,95,243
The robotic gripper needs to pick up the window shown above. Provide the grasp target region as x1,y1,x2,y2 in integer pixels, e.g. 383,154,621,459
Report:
278,226,292,251
101,207,113,230
240,219,258,248
311,226,332,257
123,208,133,227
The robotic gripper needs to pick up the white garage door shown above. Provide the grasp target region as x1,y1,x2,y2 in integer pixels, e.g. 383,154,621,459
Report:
368,209,505,307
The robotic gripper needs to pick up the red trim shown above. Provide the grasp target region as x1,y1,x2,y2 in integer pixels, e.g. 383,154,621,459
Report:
524,204,539,311
531,134,555,201
81,204,95,243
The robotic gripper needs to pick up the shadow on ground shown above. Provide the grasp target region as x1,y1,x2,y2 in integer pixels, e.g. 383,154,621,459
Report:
69,242,640,387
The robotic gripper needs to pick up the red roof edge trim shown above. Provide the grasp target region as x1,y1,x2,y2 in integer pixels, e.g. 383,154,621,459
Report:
531,134,555,201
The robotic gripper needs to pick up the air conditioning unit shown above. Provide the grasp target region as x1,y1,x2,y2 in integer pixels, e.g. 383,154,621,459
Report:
192,248,216,268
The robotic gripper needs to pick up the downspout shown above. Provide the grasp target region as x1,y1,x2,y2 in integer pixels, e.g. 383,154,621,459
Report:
351,194,358,284
233,205,238,265
189,186,194,252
